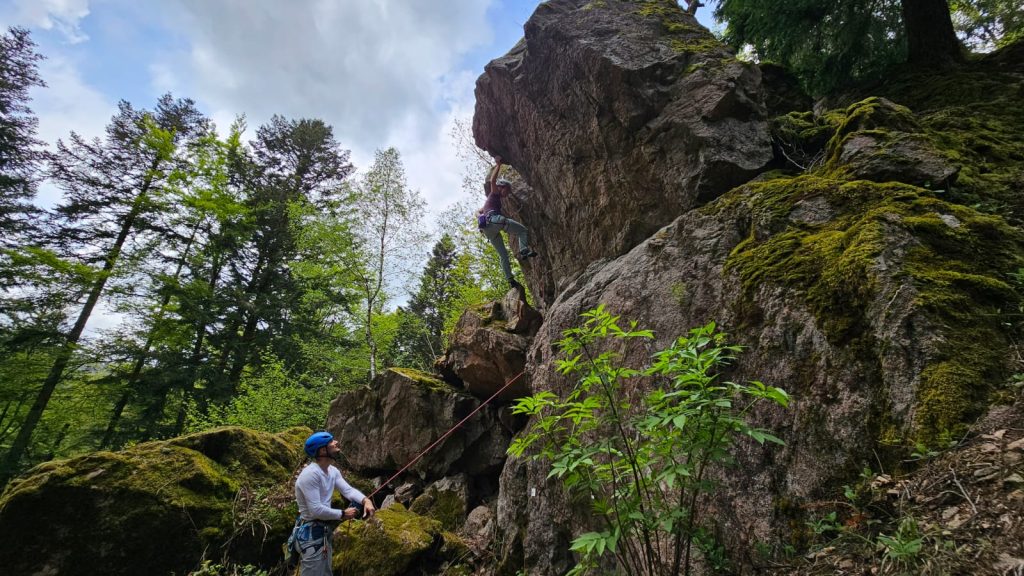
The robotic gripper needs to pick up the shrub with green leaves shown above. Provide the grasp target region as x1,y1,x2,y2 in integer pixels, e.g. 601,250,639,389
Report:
509,306,789,575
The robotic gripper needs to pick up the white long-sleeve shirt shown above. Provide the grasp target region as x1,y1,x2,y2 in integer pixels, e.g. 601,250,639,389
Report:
295,463,367,522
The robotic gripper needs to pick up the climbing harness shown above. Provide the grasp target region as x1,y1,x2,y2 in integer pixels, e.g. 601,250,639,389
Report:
366,369,526,500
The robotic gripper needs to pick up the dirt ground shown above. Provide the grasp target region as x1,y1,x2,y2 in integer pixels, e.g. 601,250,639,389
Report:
762,396,1024,576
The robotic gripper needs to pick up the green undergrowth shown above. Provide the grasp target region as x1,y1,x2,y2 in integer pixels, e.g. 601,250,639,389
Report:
714,175,1023,443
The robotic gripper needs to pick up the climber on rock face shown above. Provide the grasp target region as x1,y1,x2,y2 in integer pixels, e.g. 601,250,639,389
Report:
288,431,376,576
477,155,536,291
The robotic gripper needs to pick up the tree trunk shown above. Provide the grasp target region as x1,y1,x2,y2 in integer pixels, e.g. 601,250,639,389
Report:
99,227,199,449
902,0,962,67
0,182,151,485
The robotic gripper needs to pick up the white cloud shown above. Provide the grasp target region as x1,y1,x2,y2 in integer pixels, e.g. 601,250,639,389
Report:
30,54,115,207
148,62,179,95
8,0,91,44
158,0,496,214
32,53,114,144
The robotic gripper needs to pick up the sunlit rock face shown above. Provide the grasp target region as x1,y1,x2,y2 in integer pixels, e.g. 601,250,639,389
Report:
474,0,772,306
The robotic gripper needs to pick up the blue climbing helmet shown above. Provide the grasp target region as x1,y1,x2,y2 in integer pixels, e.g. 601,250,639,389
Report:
304,431,333,458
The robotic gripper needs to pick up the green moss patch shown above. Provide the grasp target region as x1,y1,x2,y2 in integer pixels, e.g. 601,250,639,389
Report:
716,174,1023,442
390,367,454,394
410,485,467,531
333,503,468,576
0,426,304,576
635,0,728,56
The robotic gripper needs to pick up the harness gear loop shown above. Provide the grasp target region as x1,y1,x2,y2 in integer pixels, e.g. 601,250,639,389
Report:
367,369,526,500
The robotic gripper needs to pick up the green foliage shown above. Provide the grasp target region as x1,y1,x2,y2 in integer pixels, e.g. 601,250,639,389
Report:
877,517,925,571
188,561,268,576
183,354,329,433
348,147,427,380
509,306,789,575
387,234,471,370
716,0,908,95
950,0,1024,50
0,26,45,248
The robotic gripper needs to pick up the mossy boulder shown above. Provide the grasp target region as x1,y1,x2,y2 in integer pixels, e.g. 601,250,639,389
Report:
483,34,1024,571
333,503,470,576
719,174,1023,442
0,426,306,576
409,474,470,531
822,97,960,188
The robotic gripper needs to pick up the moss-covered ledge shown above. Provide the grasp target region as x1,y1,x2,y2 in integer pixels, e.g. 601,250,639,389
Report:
712,175,1024,443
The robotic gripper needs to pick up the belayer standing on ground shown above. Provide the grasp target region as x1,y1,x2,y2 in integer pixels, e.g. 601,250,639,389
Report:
289,431,377,576
478,155,536,290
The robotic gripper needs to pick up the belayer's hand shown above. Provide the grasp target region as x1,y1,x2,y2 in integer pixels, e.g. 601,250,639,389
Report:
362,497,377,519
342,507,359,521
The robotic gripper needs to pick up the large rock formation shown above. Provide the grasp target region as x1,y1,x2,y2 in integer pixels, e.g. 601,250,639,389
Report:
0,427,307,576
326,368,512,483
474,0,773,304
471,1,1024,573
436,291,541,402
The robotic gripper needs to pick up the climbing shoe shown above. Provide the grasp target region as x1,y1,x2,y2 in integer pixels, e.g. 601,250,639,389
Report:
518,248,538,259
509,278,523,291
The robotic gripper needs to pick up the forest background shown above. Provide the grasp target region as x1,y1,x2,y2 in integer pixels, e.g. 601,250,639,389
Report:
1,0,1020,486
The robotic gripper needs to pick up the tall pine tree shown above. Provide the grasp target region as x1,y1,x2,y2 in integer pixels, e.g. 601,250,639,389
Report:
0,27,44,250
0,95,209,485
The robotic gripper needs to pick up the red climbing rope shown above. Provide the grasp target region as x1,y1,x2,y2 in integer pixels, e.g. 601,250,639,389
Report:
367,370,526,500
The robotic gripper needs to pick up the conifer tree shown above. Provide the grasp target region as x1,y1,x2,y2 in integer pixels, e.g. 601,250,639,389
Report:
215,116,353,393
97,125,248,447
389,234,464,370
716,0,964,93
0,27,44,250
0,95,209,484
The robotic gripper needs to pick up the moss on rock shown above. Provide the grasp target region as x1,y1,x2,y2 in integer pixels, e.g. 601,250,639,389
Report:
716,174,1023,442
0,426,304,576
390,367,451,393
410,485,467,531
333,503,453,576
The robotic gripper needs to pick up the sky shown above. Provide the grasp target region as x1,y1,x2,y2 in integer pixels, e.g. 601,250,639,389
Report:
3,0,720,216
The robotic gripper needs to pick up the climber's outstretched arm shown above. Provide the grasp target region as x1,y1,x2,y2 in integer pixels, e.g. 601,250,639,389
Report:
487,155,504,194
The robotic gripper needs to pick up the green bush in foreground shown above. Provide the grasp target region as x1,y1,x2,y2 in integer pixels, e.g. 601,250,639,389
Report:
509,306,790,575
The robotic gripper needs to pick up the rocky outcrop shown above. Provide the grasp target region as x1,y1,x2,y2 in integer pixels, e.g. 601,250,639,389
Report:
0,426,307,576
474,0,773,302
471,2,1024,574
326,368,511,482
435,292,540,402
823,97,960,188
